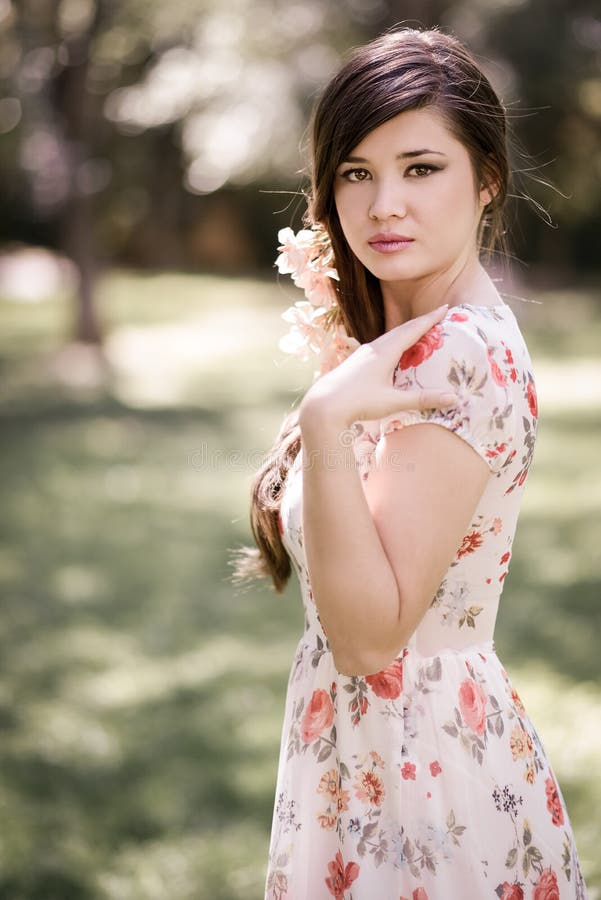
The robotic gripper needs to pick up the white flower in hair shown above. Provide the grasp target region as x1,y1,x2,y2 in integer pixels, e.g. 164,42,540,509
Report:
276,225,360,379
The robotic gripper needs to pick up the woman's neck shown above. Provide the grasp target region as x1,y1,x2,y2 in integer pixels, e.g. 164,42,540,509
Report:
381,256,502,331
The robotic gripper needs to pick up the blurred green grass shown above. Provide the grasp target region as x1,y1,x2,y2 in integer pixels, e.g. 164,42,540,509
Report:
0,270,599,898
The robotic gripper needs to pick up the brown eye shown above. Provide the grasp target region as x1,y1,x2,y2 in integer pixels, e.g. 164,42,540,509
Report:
407,164,439,177
341,168,370,182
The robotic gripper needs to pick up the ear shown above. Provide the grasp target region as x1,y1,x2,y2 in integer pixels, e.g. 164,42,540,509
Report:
479,179,499,207
479,157,501,207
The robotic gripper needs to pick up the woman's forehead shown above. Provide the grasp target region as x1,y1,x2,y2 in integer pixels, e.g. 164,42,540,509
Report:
346,107,462,158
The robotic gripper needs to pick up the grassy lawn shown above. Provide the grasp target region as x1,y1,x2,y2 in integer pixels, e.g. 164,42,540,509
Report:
0,269,599,898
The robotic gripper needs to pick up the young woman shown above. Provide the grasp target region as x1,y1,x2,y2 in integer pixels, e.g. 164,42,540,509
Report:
233,26,588,899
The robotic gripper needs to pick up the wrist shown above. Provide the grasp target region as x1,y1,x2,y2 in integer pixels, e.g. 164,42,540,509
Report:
299,397,352,441
299,393,351,431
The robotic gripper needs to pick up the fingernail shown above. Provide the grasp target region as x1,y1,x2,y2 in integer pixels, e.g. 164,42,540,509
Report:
440,393,458,405
436,303,449,313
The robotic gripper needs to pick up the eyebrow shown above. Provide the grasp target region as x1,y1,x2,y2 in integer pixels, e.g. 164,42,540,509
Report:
342,149,447,163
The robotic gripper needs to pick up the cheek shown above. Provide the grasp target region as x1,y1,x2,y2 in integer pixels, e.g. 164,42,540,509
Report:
335,192,365,244
428,179,480,238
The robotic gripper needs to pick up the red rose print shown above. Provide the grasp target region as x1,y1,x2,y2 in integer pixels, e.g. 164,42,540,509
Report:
398,324,444,370
544,774,565,826
500,551,511,565
487,348,507,386
527,381,538,418
510,367,517,382
505,348,514,364
450,312,468,321
401,761,416,780
429,760,442,777
300,689,334,743
533,867,560,900
365,658,404,699
413,890,430,900
324,850,360,899
458,530,484,557
497,882,524,900
458,677,487,735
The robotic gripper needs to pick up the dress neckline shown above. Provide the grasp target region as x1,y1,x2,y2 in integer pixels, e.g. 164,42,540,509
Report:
451,302,510,311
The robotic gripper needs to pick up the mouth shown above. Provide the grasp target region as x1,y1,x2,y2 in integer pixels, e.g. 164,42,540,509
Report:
368,233,415,254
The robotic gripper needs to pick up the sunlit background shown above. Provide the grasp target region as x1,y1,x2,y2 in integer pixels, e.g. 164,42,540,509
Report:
0,0,600,897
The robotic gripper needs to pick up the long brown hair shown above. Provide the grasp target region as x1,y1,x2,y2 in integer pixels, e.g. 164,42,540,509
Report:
229,25,513,594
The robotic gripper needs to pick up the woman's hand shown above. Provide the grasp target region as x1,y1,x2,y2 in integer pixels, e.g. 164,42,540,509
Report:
299,303,457,429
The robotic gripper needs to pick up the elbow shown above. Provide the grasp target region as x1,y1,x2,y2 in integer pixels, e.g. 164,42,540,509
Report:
332,642,407,678
332,650,377,678
330,585,410,678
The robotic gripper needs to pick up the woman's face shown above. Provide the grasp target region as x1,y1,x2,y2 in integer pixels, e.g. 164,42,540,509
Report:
333,106,492,286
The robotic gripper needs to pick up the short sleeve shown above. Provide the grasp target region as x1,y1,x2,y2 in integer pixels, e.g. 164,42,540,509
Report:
379,316,516,474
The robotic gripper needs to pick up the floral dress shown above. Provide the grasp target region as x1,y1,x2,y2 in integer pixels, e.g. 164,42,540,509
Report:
264,303,588,900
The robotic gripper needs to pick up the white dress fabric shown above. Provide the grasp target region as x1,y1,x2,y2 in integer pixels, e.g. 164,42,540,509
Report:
264,303,588,899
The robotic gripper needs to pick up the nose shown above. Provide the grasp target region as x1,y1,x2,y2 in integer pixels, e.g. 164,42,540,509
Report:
368,178,408,221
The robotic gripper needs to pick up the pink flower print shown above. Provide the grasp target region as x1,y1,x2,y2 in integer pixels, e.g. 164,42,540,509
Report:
397,324,444,370
401,761,416,780
429,760,442,777
324,851,360,899
485,442,507,459
497,882,524,900
449,311,468,321
544,774,565,826
369,750,385,769
527,380,538,418
487,348,507,386
510,688,525,716
365,658,404,699
300,689,334,743
317,769,339,799
458,677,487,735
533,867,560,900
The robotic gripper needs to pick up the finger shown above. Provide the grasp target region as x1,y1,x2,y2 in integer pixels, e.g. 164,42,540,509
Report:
374,303,449,352
383,387,459,414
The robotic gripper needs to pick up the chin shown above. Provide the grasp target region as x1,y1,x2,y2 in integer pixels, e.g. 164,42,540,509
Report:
364,259,424,282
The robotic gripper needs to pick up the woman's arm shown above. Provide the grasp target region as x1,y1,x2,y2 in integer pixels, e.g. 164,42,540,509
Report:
299,398,490,677
299,402,402,676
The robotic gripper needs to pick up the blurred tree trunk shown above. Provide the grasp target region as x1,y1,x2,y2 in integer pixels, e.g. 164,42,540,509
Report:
54,1,106,344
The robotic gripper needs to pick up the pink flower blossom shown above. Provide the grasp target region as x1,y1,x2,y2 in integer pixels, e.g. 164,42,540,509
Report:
277,225,358,377
275,227,318,276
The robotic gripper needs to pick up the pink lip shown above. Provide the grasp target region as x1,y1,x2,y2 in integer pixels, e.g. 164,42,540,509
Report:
368,232,415,254
368,232,414,242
